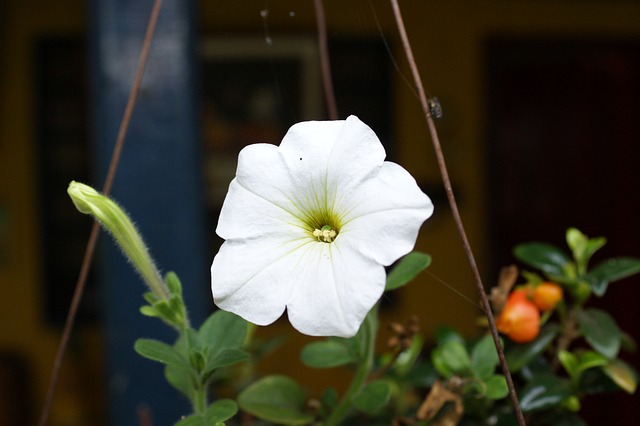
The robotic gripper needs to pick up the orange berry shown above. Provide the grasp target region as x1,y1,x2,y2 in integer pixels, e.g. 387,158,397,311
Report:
497,291,540,343
510,287,533,302
533,282,563,311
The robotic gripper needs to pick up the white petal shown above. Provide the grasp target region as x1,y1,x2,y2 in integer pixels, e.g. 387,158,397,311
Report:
286,238,385,337
279,115,385,186
339,161,433,265
211,235,310,326
217,177,308,241
325,115,387,198
217,143,304,239
276,116,388,219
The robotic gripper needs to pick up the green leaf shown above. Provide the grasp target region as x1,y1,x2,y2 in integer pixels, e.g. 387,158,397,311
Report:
566,228,587,255
521,270,544,285
152,300,179,324
164,363,193,400
602,359,638,394
143,291,159,305
431,340,472,378
385,251,431,291
207,348,249,371
134,338,189,369
506,324,558,372
559,350,608,382
190,350,207,372
352,380,392,414
321,387,338,410
206,399,238,423
519,374,571,412
175,415,205,426
175,413,230,426
198,310,248,351
578,366,621,395
165,271,183,296
575,351,608,373
140,305,160,318
577,309,621,359
583,238,606,264
238,375,314,425
586,257,640,296
393,334,424,377
300,340,355,368
471,334,500,380
351,305,379,361
558,351,579,380
514,243,573,277
435,326,465,345
621,331,638,352
484,375,509,400
566,228,606,273
198,310,249,374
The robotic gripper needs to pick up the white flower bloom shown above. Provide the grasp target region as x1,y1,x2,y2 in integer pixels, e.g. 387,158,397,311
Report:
211,115,433,337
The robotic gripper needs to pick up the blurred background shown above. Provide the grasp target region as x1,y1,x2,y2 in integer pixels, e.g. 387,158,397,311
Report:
1,0,640,424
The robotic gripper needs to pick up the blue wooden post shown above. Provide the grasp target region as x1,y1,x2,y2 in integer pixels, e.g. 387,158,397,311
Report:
89,1,209,424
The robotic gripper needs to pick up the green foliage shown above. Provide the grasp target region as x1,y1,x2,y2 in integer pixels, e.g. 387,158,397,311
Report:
134,338,190,370
577,308,621,359
237,375,314,425
175,399,238,426
566,227,606,275
352,380,392,414
518,374,571,413
471,334,500,380
586,257,640,296
416,228,639,424
126,229,637,425
484,375,509,400
136,277,249,420
499,228,640,423
513,242,573,278
300,339,355,368
602,359,638,394
505,325,559,372
432,339,472,378
139,272,189,331
385,251,431,291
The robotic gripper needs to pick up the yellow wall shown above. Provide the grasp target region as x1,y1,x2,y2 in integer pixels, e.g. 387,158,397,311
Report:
0,1,106,425
2,0,640,423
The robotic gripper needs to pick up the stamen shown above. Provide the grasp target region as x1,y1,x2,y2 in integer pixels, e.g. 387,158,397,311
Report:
313,225,337,243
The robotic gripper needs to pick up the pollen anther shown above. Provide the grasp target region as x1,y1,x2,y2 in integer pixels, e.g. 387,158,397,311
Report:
313,225,337,243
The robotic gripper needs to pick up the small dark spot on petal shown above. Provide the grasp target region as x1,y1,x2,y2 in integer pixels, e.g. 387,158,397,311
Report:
299,157,302,161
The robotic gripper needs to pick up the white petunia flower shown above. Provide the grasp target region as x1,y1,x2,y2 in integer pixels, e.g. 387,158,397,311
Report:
210,115,433,337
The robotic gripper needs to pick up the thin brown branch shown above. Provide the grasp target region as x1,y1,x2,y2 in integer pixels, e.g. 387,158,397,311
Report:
313,0,338,120
388,1,526,425
37,1,164,425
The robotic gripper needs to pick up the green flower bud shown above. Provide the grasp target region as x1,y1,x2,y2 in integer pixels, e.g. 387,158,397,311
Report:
67,181,169,301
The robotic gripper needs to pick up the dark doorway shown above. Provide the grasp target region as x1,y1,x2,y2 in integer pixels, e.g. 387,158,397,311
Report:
486,38,640,423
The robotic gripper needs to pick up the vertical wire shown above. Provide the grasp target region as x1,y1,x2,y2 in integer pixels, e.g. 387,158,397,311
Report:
313,0,338,120
388,1,526,425
37,1,164,424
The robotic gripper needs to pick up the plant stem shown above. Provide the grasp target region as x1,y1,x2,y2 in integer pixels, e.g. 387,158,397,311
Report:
178,323,208,415
325,310,377,426
553,308,578,371
192,383,208,415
